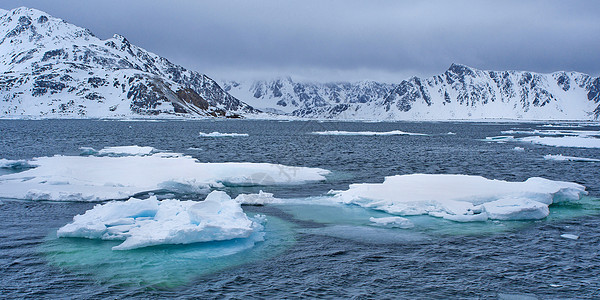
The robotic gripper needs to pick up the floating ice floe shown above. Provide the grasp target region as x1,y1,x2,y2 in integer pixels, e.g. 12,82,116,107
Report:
0,150,330,201
519,136,600,148
0,158,37,169
198,132,249,137
560,233,579,240
369,216,414,228
311,130,427,136
486,135,600,148
544,154,600,162
513,147,525,151
501,129,600,137
79,145,158,156
57,191,265,250
234,190,282,205
331,174,587,222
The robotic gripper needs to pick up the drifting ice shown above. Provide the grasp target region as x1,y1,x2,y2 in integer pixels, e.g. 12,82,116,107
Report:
0,149,330,201
198,132,249,137
369,217,414,228
57,191,265,250
311,130,427,136
79,145,159,156
486,135,600,148
331,174,586,221
235,190,282,205
544,154,600,162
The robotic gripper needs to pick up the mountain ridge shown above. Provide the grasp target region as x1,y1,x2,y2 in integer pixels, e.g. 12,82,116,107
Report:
223,63,600,120
1,7,599,121
0,7,257,118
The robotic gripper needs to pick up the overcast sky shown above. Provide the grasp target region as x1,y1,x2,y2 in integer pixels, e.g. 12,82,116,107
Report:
2,0,599,82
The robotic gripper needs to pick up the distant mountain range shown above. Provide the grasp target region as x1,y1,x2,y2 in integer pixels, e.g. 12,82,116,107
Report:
223,64,600,120
1,7,599,120
0,7,255,118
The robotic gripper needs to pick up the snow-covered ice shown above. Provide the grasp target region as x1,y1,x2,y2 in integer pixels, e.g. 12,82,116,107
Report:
486,135,600,148
331,174,586,222
0,150,330,201
544,154,600,162
560,233,579,240
369,216,414,228
79,145,158,156
234,190,282,205
501,129,600,137
97,146,157,156
0,158,37,169
519,136,600,148
199,132,249,137
311,130,427,136
57,191,265,250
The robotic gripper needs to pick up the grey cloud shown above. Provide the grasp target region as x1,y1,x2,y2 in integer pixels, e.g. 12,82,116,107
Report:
2,0,599,82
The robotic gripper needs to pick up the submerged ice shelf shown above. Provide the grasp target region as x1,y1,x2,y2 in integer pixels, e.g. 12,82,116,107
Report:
0,147,330,201
330,174,587,222
58,191,264,250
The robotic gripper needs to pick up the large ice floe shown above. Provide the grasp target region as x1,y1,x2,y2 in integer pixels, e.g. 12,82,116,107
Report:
57,191,265,250
0,147,329,201
311,130,427,136
330,174,587,222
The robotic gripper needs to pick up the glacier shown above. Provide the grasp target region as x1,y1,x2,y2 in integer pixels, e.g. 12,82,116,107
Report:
0,148,330,201
330,174,587,222
57,191,265,250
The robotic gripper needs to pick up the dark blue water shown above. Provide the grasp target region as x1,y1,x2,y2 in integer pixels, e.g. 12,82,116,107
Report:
1,120,600,299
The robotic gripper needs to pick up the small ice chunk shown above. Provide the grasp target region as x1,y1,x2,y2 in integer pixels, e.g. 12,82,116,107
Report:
560,234,579,240
544,154,600,162
97,145,157,156
57,191,264,250
481,197,550,220
513,147,525,151
235,190,282,205
311,130,427,136
485,136,515,142
369,216,414,228
198,132,249,137
0,158,37,169
519,136,600,148
78,147,98,156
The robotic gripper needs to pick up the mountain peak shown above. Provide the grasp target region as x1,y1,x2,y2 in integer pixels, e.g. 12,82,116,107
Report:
0,7,255,118
446,63,476,77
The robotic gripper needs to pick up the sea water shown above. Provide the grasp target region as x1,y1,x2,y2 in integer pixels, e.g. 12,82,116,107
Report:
1,119,600,298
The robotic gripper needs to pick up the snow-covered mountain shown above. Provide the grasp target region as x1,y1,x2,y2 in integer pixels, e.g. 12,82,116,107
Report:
2,7,599,121
0,7,256,118
223,64,600,120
